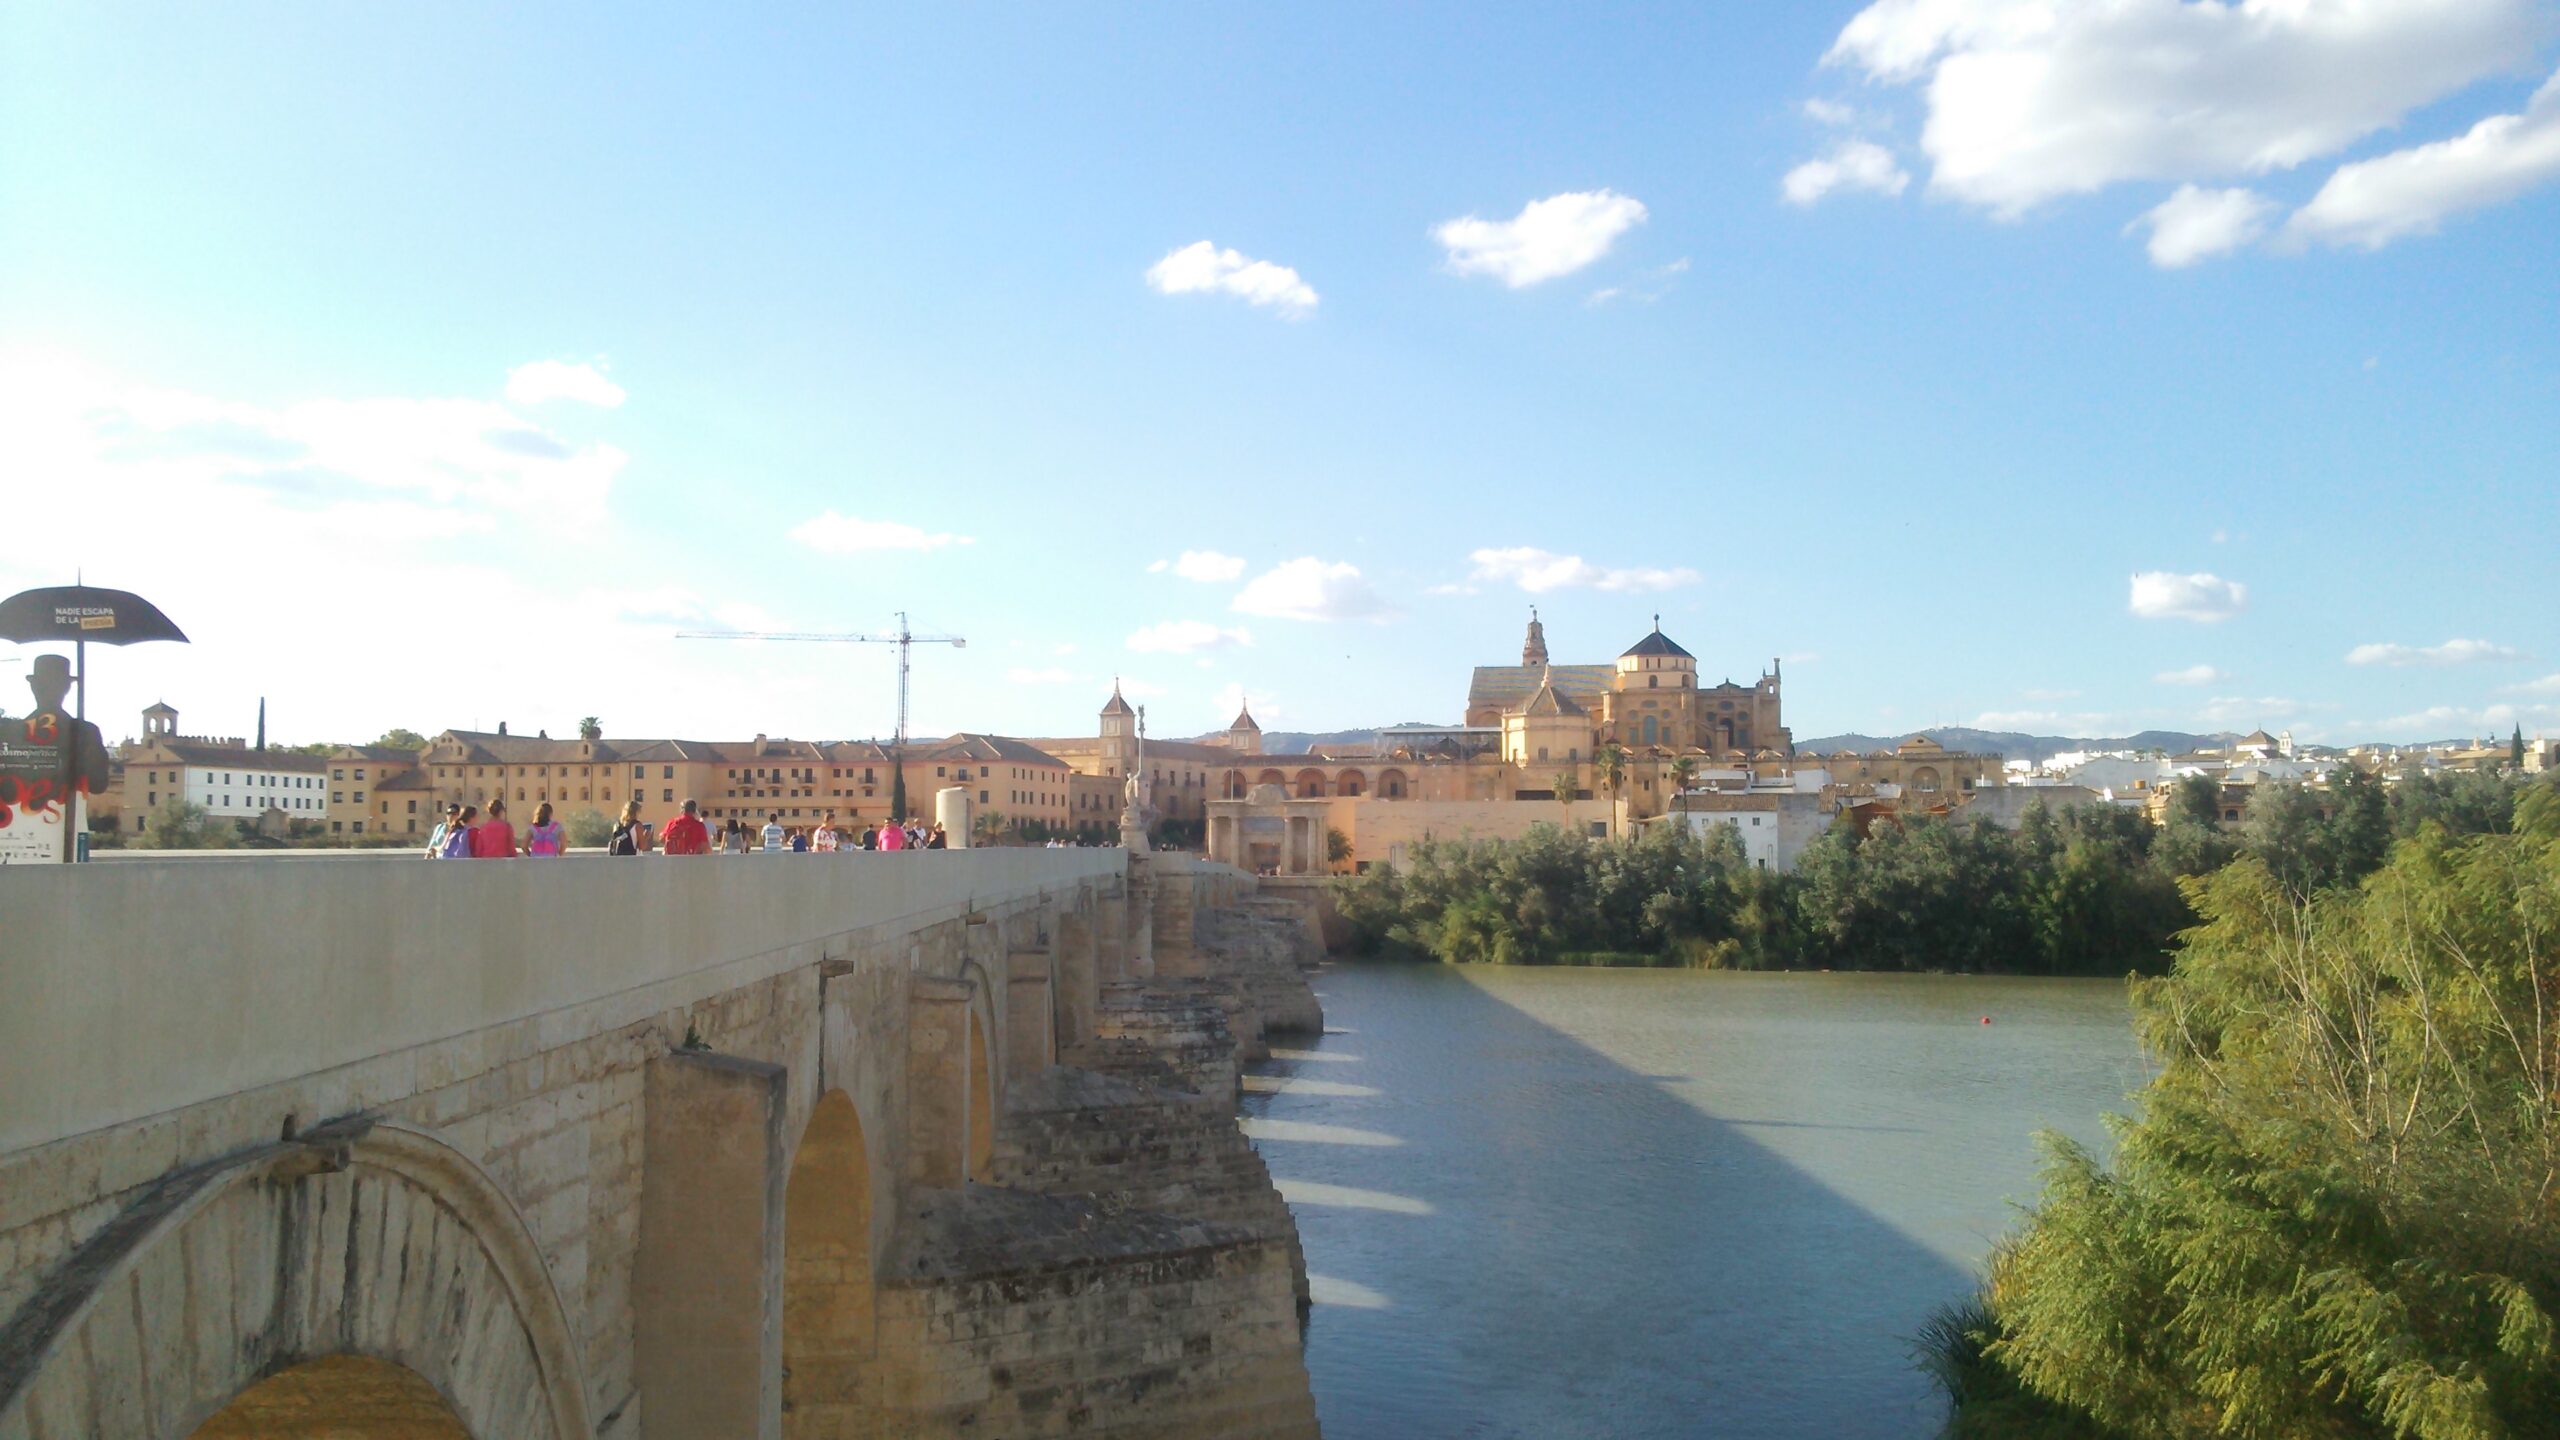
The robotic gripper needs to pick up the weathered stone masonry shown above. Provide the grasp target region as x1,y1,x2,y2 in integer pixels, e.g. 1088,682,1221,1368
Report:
0,850,1326,1439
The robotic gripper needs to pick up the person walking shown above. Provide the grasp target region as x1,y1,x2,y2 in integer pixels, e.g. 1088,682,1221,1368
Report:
660,799,710,855
470,798,518,858
812,812,841,852
761,811,786,853
879,817,906,851
859,823,879,850
524,802,567,857
439,805,478,858
926,824,948,850
789,826,809,853
423,802,462,858
723,817,749,854
608,798,648,855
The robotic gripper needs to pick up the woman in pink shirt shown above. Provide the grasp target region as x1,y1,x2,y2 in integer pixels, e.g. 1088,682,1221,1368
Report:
471,798,519,858
879,817,906,851
524,801,566,857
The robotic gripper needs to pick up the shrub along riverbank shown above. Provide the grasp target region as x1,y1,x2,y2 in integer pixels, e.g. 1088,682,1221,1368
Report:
1923,783,2560,1438
1330,769,2541,976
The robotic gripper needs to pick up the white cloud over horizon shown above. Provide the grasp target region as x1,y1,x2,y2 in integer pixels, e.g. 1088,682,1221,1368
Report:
1820,0,2549,218
1157,549,1247,582
2130,184,2279,266
1783,140,1912,205
2346,637,2527,666
1126,620,1253,654
1464,546,1701,595
2287,67,2560,249
789,511,975,553
2156,664,2228,686
1232,557,1395,622
1145,241,1318,316
1434,190,1648,287
504,358,627,408
2129,571,2247,622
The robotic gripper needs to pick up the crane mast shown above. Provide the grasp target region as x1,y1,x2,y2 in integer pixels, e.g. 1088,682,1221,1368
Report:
674,611,966,748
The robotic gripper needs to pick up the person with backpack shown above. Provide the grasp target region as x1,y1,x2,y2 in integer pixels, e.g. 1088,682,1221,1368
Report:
660,799,710,855
524,802,566,857
608,798,648,856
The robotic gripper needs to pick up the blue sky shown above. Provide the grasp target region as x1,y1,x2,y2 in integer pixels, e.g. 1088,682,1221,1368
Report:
4,2,2555,748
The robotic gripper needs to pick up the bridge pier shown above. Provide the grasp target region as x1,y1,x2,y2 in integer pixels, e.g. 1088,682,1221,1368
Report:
0,851,1326,1440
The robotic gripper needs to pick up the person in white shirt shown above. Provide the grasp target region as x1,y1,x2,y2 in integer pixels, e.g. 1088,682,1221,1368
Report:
761,811,786,852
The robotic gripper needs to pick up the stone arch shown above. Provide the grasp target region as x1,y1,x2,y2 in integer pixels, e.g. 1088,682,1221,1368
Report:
0,1122,592,1440
1911,765,1941,793
1377,768,1410,799
1293,768,1326,799
783,1088,878,1438
1223,769,1250,799
1255,768,1288,789
1336,769,1366,797
966,1008,997,1182
190,1355,470,1437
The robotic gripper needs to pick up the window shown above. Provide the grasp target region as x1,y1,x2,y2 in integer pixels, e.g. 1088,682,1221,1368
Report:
663,766,674,779
332,768,345,780
332,791,343,804
664,789,676,802
355,768,367,781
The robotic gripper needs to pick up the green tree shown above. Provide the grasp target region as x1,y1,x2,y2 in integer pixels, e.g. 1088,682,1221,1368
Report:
2239,782,2330,897
1947,788,2560,1438
1593,744,1628,836
579,716,603,742
563,808,614,847
1553,769,1580,832
130,799,235,849
373,728,428,751
972,809,1007,845
2515,724,2528,770
1668,754,1697,795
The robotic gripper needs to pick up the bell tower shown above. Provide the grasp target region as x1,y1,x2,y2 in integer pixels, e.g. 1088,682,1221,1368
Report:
1522,607,1549,667
1099,680,1136,775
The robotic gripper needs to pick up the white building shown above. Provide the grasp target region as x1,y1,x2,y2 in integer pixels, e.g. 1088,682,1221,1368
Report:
120,705,330,829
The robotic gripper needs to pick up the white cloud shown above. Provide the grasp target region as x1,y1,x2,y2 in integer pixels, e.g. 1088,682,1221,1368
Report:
2128,571,2247,622
1214,683,1278,724
1232,557,1395,622
2196,695,2306,726
2287,67,2560,249
1005,666,1079,685
788,512,974,553
2156,664,2227,686
1126,620,1253,654
1146,559,1169,573
2130,184,2278,266
1804,97,1865,127
1820,0,2550,218
1433,190,1648,288
1465,546,1701,595
2346,637,2526,666
504,359,626,408
1782,140,1912,205
2376,701,2560,735
1168,549,1247,582
1145,241,1318,316
2510,673,2560,695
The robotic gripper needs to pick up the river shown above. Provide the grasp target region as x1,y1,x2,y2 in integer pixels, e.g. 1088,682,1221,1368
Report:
1239,963,2149,1439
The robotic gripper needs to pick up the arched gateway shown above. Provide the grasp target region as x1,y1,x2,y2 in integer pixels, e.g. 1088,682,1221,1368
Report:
0,1122,592,1440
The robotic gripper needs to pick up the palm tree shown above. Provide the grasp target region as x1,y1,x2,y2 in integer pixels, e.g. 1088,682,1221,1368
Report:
1668,754,1697,796
578,716,602,741
1593,744,1628,837
1553,768,1580,832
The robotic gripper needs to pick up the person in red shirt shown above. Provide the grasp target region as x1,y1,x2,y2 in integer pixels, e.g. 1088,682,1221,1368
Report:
470,797,518,858
659,798,711,856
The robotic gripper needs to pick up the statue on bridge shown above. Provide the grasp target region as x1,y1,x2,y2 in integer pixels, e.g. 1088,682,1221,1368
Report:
1120,704,1154,848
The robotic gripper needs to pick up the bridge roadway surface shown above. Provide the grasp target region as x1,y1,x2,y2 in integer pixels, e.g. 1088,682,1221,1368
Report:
0,849,1325,1439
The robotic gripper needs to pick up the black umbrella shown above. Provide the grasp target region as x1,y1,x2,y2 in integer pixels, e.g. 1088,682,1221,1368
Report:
0,585,189,647
0,583,188,862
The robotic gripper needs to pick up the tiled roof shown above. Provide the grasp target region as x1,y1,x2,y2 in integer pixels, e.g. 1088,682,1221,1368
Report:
1622,627,1694,660
145,741,329,773
1519,677,1587,718
1466,663,1613,714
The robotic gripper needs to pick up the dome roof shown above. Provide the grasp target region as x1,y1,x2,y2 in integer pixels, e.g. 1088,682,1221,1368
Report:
1621,619,1693,661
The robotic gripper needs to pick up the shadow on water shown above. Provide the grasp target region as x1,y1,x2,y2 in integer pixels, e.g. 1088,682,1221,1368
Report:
1242,963,2133,1440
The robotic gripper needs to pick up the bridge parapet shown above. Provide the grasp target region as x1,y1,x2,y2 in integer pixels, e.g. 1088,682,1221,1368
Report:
0,849,1118,1155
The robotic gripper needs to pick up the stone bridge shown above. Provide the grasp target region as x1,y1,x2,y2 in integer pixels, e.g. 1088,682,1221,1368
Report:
0,849,1328,1439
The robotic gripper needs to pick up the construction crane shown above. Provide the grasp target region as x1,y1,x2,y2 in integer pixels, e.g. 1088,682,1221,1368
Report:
675,612,966,749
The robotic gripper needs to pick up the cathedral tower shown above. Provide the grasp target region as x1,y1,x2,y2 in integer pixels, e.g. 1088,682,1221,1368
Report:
1521,608,1548,667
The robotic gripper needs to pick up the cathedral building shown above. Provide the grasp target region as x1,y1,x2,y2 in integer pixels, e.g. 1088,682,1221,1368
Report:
1465,612,1793,766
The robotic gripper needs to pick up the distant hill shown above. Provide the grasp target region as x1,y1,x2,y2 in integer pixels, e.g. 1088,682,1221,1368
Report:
1177,726,1412,757
1796,729,2232,764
